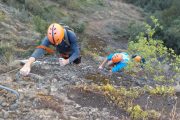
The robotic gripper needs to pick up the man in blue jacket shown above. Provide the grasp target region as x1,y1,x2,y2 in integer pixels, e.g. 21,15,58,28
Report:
98,52,130,73
20,23,80,76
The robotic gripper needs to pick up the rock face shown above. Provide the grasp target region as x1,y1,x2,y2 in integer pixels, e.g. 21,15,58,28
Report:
1,56,180,120
0,1,180,120
0,57,126,120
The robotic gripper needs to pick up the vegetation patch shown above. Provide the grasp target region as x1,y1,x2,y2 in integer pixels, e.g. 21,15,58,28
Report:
126,16,180,85
0,44,15,64
144,85,175,96
0,10,6,21
127,105,160,120
81,35,108,57
85,73,110,85
32,16,48,38
35,93,64,113
72,84,162,120
66,0,106,12
124,0,180,54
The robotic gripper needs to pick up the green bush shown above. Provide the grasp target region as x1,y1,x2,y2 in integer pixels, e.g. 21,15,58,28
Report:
66,0,106,13
25,0,44,16
161,0,180,25
163,18,180,54
51,0,68,7
157,0,180,54
0,10,6,21
15,8,29,22
43,6,67,21
2,0,25,9
111,26,128,41
0,44,15,64
127,16,180,84
32,16,48,37
124,0,180,54
72,21,86,33
127,21,146,42
124,0,172,13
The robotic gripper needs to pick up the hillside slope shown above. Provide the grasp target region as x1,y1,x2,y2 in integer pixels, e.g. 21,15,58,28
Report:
0,1,142,119
0,0,180,120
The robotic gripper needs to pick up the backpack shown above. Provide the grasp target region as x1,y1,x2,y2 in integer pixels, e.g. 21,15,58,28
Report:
60,23,74,46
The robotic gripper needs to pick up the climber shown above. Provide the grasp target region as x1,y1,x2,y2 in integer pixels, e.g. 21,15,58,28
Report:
98,52,130,73
131,54,146,68
131,55,145,64
20,23,80,76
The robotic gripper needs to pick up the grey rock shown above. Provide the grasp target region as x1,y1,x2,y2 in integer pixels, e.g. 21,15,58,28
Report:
2,110,9,119
69,116,79,120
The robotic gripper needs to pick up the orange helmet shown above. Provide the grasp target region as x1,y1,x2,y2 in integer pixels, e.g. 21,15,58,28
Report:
112,53,123,63
134,56,141,62
47,23,64,45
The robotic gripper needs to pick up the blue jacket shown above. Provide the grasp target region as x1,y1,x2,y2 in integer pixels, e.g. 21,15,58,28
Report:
107,52,130,73
31,30,80,63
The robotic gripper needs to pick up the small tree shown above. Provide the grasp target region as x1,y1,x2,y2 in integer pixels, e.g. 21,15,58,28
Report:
127,16,180,85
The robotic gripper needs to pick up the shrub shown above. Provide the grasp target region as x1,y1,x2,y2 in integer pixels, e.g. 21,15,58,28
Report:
52,0,68,7
72,21,86,33
124,0,180,54
163,19,180,54
127,21,146,42
124,0,172,13
0,10,6,22
112,26,128,41
0,43,15,64
15,7,29,22
25,0,44,16
2,0,24,8
127,16,180,84
32,16,48,37
161,0,180,25
66,0,106,13
127,105,160,120
42,6,67,21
